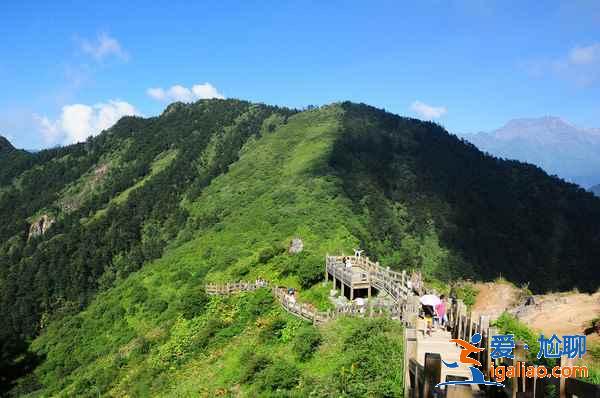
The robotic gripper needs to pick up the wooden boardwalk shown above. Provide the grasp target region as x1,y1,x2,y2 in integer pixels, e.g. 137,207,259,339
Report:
205,280,405,325
205,254,598,397
325,255,417,302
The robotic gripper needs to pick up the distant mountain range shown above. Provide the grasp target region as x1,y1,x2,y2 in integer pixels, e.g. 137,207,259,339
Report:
464,117,600,189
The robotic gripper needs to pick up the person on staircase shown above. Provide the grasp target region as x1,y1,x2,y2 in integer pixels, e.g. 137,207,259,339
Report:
435,294,448,328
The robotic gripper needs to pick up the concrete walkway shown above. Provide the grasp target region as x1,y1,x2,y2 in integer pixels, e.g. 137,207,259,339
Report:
414,328,481,395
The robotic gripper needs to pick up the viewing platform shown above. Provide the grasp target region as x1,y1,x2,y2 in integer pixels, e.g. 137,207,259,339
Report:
325,254,419,302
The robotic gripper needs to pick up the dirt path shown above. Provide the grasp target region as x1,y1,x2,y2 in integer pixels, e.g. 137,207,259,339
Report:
471,282,521,320
514,291,600,340
471,281,600,341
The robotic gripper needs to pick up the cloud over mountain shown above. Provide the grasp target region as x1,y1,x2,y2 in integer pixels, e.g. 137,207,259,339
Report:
409,100,447,119
147,83,224,102
36,100,140,145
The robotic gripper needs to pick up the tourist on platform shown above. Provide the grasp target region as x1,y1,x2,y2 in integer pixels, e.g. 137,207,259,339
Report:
345,257,352,269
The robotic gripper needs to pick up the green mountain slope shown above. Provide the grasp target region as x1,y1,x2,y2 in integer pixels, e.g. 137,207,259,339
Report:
2,101,600,395
0,99,296,389
0,137,36,187
332,104,600,291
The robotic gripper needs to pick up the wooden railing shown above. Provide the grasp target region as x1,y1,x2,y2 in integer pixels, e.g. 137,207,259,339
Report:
325,255,424,327
326,255,420,303
325,257,358,287
205,280,269,295
271,287,330,324
205,279,405,325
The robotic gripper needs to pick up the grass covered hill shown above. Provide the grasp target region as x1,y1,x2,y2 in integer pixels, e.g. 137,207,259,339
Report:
1,100,600,395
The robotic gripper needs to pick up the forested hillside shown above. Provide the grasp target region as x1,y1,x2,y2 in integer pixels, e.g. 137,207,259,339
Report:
331,104,600,291
1,100,599,395
0,100,296,390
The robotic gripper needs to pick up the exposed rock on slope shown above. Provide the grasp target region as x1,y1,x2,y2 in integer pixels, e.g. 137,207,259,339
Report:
28,214,55,239
511,291,600,339
288,238,304,254
470,282,521,320
472,281,600,339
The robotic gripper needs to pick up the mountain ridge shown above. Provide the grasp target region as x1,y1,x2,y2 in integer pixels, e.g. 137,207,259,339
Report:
0,135,14,152
2,100,600,395
465,116,600,188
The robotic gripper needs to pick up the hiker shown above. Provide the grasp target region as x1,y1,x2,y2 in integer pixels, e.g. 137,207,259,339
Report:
287,287,296,304
421,304,435,336
436,294,448,327
420,294,441,336
345,256,353,269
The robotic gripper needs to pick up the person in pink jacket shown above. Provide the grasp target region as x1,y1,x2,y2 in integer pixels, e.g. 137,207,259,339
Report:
435,295,448,327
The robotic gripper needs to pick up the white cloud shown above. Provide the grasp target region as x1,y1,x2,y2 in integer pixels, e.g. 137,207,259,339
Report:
147,87,166,101
569,43,600,65
81,33,128,61
524,42,600,87
168,85,194,102
410,100,447,119
36,115,62,144
146,83,224,102
36,100,140,146
192,83,224,99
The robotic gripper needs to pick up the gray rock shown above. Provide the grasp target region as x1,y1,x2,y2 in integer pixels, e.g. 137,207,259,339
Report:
28,214,55,239
288,238,303,254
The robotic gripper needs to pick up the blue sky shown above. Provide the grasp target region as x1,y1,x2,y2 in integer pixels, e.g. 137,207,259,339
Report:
1,0,599,149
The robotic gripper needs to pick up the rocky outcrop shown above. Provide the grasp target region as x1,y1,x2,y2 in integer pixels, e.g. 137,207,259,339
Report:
58,163,111,213
28,215,55,239
288,238,303,254
93,163,109,180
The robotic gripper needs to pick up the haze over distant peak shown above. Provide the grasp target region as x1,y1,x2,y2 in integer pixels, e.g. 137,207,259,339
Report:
465,116,600,188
